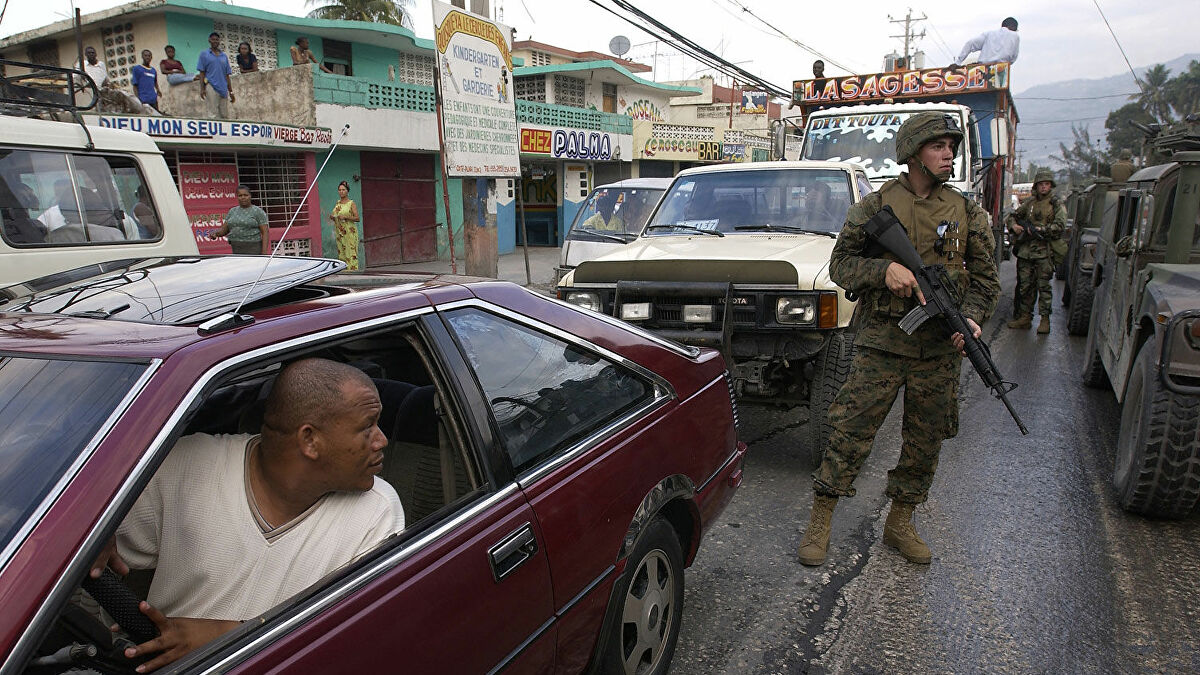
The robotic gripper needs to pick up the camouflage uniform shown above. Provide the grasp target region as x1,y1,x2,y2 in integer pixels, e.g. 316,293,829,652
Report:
813,173,1000,504
1006,177,1066,319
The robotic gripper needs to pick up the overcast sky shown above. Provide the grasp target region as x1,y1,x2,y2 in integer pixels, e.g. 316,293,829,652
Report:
2,0,1196,95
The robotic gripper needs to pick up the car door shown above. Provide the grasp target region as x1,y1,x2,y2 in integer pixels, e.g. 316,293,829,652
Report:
1099,191,1139,369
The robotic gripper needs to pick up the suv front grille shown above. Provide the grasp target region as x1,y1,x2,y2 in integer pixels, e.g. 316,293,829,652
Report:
621,293,759,331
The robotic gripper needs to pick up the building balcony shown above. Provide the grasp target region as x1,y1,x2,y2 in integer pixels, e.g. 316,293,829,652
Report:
515,100,632,135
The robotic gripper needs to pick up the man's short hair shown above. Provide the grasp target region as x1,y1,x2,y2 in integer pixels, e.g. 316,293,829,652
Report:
263,358,375,435
1002,17,1018,30
209,31,221,39
165,45,175,51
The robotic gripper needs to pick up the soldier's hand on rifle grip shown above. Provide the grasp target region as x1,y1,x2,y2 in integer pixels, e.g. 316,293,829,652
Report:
885,262,926,305
950,318,982,356
1010,222,1024,236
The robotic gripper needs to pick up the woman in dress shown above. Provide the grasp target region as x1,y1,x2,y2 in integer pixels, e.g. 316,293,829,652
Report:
210,185,270,255
330,180,360,270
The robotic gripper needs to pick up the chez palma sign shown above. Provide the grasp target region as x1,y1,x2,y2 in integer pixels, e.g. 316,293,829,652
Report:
518,123,632,161
85,115,333,148
793,62,1010,105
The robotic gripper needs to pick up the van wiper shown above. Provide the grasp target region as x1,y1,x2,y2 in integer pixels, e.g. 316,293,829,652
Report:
734,224,837,238
645,224,724,237
572,228,631,244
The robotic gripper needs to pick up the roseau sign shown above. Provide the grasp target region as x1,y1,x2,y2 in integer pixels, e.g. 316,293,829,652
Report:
793,63,1010,105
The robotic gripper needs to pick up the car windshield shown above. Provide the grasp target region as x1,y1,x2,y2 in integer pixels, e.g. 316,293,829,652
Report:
802,110,965,182
645,169,853,236
567,186,666,240
0,356,147,552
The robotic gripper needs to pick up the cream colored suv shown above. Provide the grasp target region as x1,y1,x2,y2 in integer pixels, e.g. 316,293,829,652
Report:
557,161,872,461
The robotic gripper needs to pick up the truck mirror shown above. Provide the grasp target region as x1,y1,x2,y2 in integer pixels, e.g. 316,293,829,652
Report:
771,121,787,161
1115,234,1134,257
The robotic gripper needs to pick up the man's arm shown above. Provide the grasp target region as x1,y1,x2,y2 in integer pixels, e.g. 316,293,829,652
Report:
1043,201,1067,239
956,33,985,65
197,56,208,99
122,603,240,673
225,71,234,103
959,202,1001,325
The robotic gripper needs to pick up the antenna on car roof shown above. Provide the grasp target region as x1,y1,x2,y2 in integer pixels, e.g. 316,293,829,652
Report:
197,123,352,336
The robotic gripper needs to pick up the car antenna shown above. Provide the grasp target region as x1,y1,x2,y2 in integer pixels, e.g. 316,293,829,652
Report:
198,123,352,336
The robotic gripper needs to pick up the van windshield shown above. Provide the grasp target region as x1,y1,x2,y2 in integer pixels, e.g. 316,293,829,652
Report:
567,186,667,242
802,110,965,182
0,356,147,553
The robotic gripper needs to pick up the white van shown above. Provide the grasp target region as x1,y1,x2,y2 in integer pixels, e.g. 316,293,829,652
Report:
0,115,198,289
556,177,672,282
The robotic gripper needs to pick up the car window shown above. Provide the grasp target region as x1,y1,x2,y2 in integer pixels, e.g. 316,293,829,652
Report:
647,169,853,235
444,308,654,474
0,148,161,247
0,356,147,551
1155,182,1200,249
802,111,965,182
854,172,873,198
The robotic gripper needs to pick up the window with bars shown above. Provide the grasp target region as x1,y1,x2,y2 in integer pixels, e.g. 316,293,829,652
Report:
26,41,59,67
164,151,312,256
553,75,585,108
515,76,545,102
322,38,352,76
602,82,617,113
529,50,552,66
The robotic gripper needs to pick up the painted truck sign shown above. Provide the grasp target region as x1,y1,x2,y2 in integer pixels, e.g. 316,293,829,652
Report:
793,62,1010,105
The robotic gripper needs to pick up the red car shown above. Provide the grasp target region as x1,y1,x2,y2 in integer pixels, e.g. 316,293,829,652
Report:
0,256,745,675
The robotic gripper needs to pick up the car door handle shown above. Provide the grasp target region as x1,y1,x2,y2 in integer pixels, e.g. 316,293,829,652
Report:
488,522,538,582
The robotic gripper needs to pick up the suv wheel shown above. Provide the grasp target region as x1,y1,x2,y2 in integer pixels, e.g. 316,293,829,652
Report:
600,518,684,675
1113,341,1200,518
1066,269,1095,336
806,330,855,465
1081,324,1109,389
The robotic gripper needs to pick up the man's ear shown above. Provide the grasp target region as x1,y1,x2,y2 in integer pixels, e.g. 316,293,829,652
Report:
297,423,321,461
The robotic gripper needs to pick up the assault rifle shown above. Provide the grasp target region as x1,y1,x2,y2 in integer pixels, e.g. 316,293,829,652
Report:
1010,217,1044,255
862,206,1029,435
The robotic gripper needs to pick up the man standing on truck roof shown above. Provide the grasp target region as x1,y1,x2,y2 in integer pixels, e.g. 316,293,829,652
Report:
797,112,1000,566
1005,170,1066,334
953,17,1019,67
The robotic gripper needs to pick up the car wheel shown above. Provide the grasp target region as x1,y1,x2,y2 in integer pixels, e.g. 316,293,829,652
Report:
806,330,855,465
1081,325,1109,389
1113,341,1200,518
1066,271,1094,336
600,518,684,675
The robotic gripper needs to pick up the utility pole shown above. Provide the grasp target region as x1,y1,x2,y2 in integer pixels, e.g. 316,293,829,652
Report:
888,9,927,68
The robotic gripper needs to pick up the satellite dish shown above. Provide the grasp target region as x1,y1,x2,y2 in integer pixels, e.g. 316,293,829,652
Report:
609,35,631,57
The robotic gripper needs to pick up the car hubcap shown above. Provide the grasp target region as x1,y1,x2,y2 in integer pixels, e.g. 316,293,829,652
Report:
620,549,674,675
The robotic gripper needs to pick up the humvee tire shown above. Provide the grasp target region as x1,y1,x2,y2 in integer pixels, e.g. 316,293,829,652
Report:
1066,273,1095,336
1113,341,1200,518
806,330,855,466
1082,327,1109,389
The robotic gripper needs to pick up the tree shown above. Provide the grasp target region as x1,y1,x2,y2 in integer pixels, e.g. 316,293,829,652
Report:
1134,63,1174,124
1165,59,1200,119
305,0,414,28
1105,102,1157,159
1051,125,1108,187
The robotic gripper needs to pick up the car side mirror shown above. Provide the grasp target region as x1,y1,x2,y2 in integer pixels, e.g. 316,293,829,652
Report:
1115,234,1134,257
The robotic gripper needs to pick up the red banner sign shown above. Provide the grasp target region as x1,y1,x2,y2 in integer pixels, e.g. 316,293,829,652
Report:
180,163,239,254
793,62,1010,105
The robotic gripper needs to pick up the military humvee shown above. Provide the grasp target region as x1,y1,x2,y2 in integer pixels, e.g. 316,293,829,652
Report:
1081,121,1200,518
1063,178,1121,336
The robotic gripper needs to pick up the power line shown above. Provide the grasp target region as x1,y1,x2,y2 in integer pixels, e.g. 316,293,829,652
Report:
922,19,958,64
1092,0,1145,94
720,0,860,74
1020,115,1111,125
1016,92,1139,101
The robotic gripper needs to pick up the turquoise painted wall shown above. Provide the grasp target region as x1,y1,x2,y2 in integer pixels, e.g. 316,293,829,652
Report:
164,12,216,70
434,161,464,260
351,42,396,81
498,195,515,254
315,149,362,266
276,29,323,69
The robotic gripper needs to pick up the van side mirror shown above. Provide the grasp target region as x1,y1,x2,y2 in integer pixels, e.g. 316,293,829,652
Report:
770,121,787,161
1115,234,1134,257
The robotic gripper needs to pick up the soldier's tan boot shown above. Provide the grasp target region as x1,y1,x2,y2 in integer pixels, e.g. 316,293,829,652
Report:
1037,316,1051,334
882,501,932,564
1006,315,1032,329
798,494,838,566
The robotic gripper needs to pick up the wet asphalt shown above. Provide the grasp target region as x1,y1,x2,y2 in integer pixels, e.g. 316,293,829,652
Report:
672,260,1200,674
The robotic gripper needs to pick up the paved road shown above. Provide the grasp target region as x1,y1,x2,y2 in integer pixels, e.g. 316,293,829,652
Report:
673,263,1200,673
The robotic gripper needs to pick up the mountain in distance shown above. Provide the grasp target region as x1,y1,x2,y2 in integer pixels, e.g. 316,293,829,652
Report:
1013,53,1199,169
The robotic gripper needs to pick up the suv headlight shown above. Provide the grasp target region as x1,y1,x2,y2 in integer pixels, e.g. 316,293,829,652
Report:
776,296,816,324
565,291,601,312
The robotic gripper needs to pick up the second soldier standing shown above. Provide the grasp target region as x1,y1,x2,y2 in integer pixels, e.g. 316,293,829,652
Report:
1005,169,1066,334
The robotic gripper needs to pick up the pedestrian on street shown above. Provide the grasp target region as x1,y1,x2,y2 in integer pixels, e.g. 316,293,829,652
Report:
161,45,196,85
953,17,1019,67
1005,169,1066,334
210,185,270,255
197,32,235,119
330,180,361,270
236,42,259,74
131,49,162,111
797,112,1001,566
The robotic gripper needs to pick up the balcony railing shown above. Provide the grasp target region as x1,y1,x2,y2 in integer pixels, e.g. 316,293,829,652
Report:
312,71,435,113
516,100,632,135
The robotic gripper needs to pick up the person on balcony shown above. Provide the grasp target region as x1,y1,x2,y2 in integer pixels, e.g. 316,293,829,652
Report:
197,32,235,119
290,37,333,74
237,42,259,74
131,50,162,112
74,46,108,88
160,45,197,86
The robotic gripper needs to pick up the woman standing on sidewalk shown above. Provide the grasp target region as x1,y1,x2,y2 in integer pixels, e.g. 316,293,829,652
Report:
210,185,270,255
330,180,360,270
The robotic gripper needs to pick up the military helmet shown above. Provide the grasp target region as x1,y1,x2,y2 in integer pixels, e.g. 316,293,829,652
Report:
1119,148,1133,160
1033,168,1056,188
895,112,964,163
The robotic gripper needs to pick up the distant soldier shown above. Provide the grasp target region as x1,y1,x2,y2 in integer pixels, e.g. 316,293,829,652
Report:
797,112,1000,566
1005,169,1066,334
1110,149,1136,183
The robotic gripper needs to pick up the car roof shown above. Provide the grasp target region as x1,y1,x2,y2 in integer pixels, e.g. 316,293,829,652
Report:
1127,161,1178,184
1,115,163,154
675,160,864,176
596,178,674,189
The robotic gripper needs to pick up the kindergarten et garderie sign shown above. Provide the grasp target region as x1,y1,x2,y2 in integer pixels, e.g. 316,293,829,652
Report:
433,1,520,178
792,62,1010,106
85,115,333,148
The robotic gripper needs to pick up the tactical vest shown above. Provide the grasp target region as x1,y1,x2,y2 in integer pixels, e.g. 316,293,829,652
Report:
866,180,971,319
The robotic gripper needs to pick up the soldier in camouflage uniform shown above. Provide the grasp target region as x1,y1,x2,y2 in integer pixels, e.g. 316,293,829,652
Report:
1005,169,1066,334
797,112,1001,566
